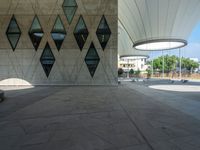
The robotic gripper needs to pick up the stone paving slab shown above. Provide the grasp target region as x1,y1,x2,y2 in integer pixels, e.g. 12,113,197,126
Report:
1,84,200,150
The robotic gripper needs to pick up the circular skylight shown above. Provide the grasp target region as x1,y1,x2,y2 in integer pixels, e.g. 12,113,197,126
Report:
133,39,187,51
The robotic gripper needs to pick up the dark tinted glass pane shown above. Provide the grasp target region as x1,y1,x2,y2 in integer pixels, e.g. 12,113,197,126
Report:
7,34,21,50
7,17,20,33
51,16,66,51
29,16,42,32
85,43,100,77
96,16,111,33
40,43,55,77
63,0,77,7
52,16,65,32
51,33,66,50
85,47,100,60
29,16,43,51
62,0,77,24
74,33,88,50
74,16,88,33
96,16,111,50
6,15,21,51
86,60,99,77
96,34,111,50
74,16,88,51
42,64,54,77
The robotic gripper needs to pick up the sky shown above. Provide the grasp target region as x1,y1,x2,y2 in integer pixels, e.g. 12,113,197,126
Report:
150,21,200,61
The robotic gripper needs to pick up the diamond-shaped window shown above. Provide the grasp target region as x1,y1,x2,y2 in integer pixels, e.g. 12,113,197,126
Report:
96,15,111,50
51,15,66,51
85,43,100,77
40,43,55,77
29,16,44,51
74,16,89,51
62,0,78,24
6,15,21,51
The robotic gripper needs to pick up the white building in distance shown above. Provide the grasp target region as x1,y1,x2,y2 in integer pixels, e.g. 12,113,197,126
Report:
118,56,149,73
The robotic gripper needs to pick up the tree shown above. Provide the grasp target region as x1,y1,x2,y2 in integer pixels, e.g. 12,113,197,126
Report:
129,69,134,75
165,55,177,73
152,55,177,73
181,58,199,73
118,68,124,76
150,55,199,75
135,69,141,77
146,68,152,78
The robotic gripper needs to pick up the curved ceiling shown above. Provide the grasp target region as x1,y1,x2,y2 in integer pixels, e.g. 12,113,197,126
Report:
119,0,200,50
118,21,149,57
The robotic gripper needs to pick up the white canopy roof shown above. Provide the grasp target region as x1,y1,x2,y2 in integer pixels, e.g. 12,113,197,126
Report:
118,21,149,57
119,0,200,50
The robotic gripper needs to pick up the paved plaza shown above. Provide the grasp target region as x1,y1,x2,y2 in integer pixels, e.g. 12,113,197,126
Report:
1,81,200,150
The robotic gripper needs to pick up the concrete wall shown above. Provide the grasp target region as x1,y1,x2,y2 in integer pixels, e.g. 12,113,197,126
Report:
0,0,118,85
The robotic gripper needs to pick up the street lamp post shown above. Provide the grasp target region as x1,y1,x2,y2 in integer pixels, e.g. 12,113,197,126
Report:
152,59,154,77
162,50,165,79
151,52,154,77
127,59,129,78
179,48,182,80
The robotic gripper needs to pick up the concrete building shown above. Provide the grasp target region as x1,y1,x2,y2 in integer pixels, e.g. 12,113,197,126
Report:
0,0,118,85
118,57,148,73
2,1,200,150
1,0,200,86
190,58,199,63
